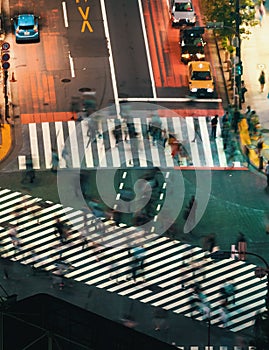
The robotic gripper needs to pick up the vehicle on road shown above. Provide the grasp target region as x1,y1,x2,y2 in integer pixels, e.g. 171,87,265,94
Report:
170,0,196,27
179,27,206,63
12,14,40,43
188,61,214,97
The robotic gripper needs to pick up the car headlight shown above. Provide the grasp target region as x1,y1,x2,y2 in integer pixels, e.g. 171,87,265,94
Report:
189,17,196,23
207,88,214,93
191,88,198,92
182,54,190,58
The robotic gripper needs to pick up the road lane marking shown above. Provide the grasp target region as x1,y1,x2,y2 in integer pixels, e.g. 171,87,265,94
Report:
118,97,222,103
77,6,93,32
199,117,214,167
29,123,40,169
138,0,157,98
62,2,69,28
68,51,75,78
68,121,80,168
42,122,52,169
100,0,120,118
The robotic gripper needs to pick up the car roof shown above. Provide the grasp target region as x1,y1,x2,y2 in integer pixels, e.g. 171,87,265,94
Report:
17,14,35,26
189,61,211,70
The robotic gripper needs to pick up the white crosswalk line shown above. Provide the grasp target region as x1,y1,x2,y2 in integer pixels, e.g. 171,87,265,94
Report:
68,121,80,168
81,120,94,168
185,117,200,166
107,119,121,167
18,117,232,169
55,122,66,168
29,123,40,169
133,118,147,167
42,122,52,169
199,117,214,167
0,186,267,335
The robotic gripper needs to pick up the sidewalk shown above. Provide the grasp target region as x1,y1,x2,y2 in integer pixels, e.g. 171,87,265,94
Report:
239,5,269,169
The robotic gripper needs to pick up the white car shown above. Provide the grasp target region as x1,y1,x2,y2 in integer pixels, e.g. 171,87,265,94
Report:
171,0,196,27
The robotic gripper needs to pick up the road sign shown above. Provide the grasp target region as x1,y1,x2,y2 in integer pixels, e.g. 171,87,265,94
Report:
1,42,10,51
2,53,10,61
2,61,10,69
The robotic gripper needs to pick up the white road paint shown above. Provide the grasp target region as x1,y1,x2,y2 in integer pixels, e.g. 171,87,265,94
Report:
138,0,157,98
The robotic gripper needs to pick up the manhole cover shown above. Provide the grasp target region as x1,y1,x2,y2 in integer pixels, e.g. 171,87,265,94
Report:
61,78,71,83
79,87,91,92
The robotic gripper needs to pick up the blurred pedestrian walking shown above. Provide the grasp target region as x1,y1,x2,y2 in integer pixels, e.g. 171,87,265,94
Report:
8,224,22,258
211,115,218,139
192,118,202,142
130,245,146,283
219,300,230,327
258,70,265,92
232,108,241,133
240,80,248,103
22,155,35,184
62,145,71,168
266,160,269,187
51,149,59,172
184,195,197,233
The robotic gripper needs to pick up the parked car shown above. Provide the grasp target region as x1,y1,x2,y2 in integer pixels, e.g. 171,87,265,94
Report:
12,14,40,43
179,27,206,63
188,61,214,97
170,0,196,27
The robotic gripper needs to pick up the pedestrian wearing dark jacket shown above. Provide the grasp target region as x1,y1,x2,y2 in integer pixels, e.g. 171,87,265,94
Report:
211,115,218,139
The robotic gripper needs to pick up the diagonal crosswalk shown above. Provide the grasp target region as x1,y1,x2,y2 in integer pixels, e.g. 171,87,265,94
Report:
0,186,267,335
17,117,244,170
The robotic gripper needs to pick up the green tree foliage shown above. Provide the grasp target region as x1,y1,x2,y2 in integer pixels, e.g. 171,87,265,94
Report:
201,0,258,40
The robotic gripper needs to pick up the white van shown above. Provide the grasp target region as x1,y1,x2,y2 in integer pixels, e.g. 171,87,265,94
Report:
170,0,196,27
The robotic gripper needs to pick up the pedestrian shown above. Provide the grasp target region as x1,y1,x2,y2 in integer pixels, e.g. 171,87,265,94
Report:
236,232,247,261
121,118,129,142
241,80,248,103
22,155,35,183
266,161,269,187
149,114,162,145
8,224,22,258
221,279,235,304
258,70,265,92
232,109,241,133
51,149,59,172
192,118,202,142
112,121,122,146
162,128,168,148
130,245,146,283
62,146,71,168
54,218,69,244
219,300,230,327
184,195,197,233
203,233,216,253
256,135,264,157
211,115,218,139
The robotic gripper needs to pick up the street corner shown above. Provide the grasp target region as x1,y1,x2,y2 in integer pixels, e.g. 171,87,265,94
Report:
0,123,13,162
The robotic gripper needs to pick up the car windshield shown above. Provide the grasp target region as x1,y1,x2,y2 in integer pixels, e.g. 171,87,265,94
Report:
175,2,193,11
191,71,211,80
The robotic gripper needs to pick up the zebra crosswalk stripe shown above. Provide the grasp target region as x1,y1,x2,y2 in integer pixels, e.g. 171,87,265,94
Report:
17,117,242,170
0,187,267,335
